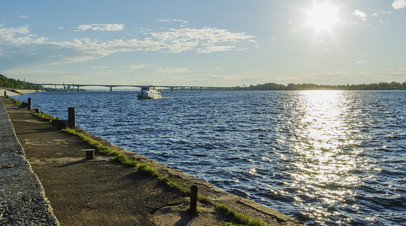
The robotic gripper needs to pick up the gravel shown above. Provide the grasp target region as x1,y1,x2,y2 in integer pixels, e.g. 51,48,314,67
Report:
0,97,59,225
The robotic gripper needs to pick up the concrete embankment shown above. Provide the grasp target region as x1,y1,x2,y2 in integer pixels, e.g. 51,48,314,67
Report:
1,88,43,97
1,95,303,225
0,98,58,224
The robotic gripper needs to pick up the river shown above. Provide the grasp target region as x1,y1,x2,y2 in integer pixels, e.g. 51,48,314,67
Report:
15,90,406,225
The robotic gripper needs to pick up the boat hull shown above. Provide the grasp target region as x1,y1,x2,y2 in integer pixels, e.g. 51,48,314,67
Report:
137,86,162,100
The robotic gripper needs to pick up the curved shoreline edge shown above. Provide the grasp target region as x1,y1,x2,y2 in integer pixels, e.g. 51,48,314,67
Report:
0,98,59,225
1,95,303,225
79,129,301,224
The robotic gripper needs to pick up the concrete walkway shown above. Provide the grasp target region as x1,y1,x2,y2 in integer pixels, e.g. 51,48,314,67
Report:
0,89,20,97
0,98,58,224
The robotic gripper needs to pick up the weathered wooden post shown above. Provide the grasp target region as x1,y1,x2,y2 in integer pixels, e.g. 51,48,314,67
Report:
27,98,32,109
68,107,76,128
190,185,198,215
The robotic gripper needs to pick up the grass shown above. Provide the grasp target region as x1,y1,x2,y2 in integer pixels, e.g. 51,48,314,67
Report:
185,204,200,215
215,203,267,226
14,99,269,226
31,111,59,122
62,127,161,178
9,97,23,106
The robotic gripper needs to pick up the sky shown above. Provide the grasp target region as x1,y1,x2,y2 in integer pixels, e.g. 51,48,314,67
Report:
1,0,405,87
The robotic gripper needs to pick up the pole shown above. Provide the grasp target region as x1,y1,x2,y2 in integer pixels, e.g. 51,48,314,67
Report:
190,185,198,215
68,107,76,128
27,98,32,109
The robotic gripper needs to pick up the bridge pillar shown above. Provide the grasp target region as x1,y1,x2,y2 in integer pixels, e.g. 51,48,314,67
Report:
110,86,113,92
170,87,174,92
77,86,79,92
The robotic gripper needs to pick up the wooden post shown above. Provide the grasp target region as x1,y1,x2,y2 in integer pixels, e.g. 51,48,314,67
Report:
27,98,32,109
190,185,198,215
68,107,76,128
81,149,95,160
3,91,6,96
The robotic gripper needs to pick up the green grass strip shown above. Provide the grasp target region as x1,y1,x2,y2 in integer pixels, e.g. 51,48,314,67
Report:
30,111,59,122
215,203,266,226
8,97,23,106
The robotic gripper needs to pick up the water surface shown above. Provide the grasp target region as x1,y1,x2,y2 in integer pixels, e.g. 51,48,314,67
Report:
16,90,406,225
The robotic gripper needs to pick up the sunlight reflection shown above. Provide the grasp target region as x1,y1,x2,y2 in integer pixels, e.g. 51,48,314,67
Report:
288,90,361,223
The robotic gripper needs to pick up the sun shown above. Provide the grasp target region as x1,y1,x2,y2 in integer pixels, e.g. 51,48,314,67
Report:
305,1,339,34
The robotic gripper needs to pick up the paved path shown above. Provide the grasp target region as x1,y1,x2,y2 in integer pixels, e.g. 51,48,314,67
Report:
0,89,20,97
0,98,58,224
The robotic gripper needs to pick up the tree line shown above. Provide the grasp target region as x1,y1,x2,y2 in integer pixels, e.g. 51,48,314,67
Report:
0,74,44,90
1,73,405,91
239,81,406,90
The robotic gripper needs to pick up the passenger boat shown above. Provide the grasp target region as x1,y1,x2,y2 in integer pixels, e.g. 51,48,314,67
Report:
137,86,162,99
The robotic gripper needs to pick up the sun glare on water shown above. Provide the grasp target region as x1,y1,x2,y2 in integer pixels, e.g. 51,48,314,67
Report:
305,1,340,34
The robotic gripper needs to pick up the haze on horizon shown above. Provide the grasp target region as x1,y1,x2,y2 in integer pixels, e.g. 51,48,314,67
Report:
1,0,405,87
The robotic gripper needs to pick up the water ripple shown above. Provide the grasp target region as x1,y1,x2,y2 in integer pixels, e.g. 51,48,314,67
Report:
16,90,406,225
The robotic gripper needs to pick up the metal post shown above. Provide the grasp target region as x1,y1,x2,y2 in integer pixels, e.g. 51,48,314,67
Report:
190,185,198,215
68,107,76,128
27,98,32,109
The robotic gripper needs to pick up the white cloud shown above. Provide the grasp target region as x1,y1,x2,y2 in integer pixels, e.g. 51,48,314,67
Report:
129,64,152,71
197,45,237,53
156,18,189,24
90,65,108,69
19,15,30,19
156,19,171,23
392,0,406,9
353,10,367,20
0,25,47,45
150,27,254,53
157,19,190,28
0,24,255,67
75,24,125,32
157,67,190,74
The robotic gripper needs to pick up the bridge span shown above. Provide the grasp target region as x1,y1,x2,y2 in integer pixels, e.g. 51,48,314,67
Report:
36,83,221,92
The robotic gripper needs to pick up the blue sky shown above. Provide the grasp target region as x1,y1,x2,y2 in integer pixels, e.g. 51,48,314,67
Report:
1,0,405,86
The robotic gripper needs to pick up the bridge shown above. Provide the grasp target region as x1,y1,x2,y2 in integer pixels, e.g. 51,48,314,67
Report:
36,83,222,92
